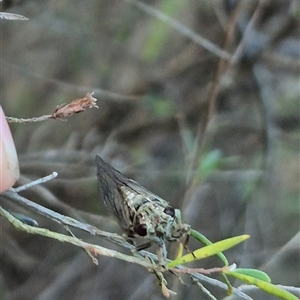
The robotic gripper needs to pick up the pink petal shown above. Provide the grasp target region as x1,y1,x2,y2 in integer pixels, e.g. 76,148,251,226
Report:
0,106,20,192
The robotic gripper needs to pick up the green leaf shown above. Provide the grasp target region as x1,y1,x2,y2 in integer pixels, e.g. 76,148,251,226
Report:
199,149,222,176
190,229,229,266
152,98,174,118
183,229,233,294
142,0,186,62
231,268,271,282
225,271,299,300
167,234,249,268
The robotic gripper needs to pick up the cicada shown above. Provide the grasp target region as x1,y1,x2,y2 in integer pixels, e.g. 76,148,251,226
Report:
95,155,190,263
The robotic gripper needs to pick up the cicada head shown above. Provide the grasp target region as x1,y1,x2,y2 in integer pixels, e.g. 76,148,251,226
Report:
133,201,190,242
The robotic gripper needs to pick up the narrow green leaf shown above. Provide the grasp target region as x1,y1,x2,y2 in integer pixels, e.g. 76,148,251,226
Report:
190,229,229,265
232,268,271,282
142,0,186,62
167,235,249,268
199,149,222,176
225,271,299,300
190,229,232,293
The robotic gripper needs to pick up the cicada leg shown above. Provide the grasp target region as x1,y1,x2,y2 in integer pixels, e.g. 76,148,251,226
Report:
156,239,167,265
183,231,196,258
136,241,152,251
128,238,153,258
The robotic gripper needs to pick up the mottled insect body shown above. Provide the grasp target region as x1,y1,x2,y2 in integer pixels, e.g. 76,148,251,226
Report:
95,155,190,262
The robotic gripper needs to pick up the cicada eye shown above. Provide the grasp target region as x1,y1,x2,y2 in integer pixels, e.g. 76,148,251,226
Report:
134,223,147,236
163,206,175,218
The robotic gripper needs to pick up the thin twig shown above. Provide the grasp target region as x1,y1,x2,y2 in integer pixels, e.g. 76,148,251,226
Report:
12,172,58,192
183,268,254,300
124,0,231,61
172,266,224,274
192,279,219,300
182,3,241,204
64,225,99,265
230,0,266,65
6,93,98,123
0,206,159,270
2,61,142,103
2,189,127,245
6,115,53,123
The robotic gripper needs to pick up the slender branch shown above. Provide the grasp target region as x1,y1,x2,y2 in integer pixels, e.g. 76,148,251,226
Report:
2,189,128,246
172,266,225,274
64,224,99,265
0,206,158,270
12,172,58,192
192,280,219,300
6,115,53,123
124,0,231,61
230,0,266,65
2,61,142,103
6,93,98,123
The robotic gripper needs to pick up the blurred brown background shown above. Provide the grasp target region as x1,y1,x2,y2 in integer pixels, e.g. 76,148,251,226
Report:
0,0,299,299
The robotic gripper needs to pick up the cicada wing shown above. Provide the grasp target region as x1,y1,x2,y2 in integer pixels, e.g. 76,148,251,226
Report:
96,155,168,206
124,178,168,205
95,155,132,232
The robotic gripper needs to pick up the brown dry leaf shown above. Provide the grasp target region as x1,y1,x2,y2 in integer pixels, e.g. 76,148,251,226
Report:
51,92,98,119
